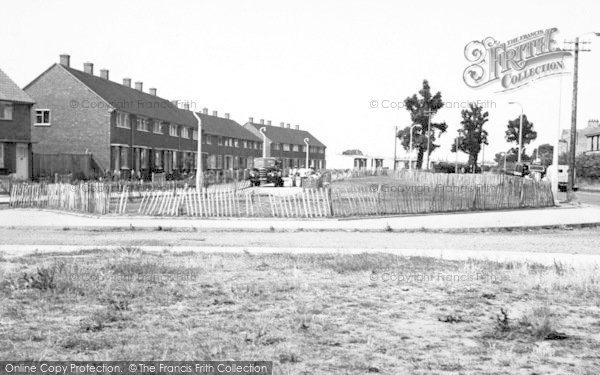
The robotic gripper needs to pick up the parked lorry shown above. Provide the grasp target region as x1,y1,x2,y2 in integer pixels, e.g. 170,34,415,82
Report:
249,157,284,187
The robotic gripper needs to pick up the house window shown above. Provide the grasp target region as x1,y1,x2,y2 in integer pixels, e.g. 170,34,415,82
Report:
0,102,13,121
116,112,129,128
169,124,178,137
153,120,162,133
217,137,223,146
234,139,239,148
273,143,280,151
0,143,4,168
136,117,149,131
120,147,129,169
217,155,223,169
292,144,299,152
34,109,51,126
181,127,189,139
242,140,247,148
206,135,212,145
193,130,198,140
283,144,290,152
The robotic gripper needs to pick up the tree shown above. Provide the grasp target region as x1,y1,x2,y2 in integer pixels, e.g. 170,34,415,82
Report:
505,115,537,160
451,103,489,169
342,149,363,156
397,80,447,169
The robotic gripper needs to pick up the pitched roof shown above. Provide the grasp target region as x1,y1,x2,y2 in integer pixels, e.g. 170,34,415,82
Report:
178,111,261,141
63,65,195,127
0,68,34,104
247,123,326,147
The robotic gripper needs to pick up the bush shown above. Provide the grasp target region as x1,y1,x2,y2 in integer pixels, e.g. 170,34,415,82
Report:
575,154,600,179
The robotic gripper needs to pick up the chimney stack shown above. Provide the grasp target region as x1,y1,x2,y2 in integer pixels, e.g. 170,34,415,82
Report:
171,100,179,108
83,62,94,75
123,78,131,87
203,108,208,114
260,119,264,125
280,122,285,128
267,120,271,125
149,88,157,96
249,117,254,123
295,125,300,130
184,103,190,110
286,123,291,129
59,54,70,67
135,81,143,91
212,110,218,116
100,69,109,80
588,119,599,128
224,113,230,119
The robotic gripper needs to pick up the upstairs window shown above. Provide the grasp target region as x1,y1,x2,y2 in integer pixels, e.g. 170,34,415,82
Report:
153,120,163,133
35,109,51,126
116,112,129,128
169,124,178,137
217,136,223,146
0,102,13,121
181,127,189,139
192,130,198,140
292,144,299,152
136,117,149,131
283,144,290,152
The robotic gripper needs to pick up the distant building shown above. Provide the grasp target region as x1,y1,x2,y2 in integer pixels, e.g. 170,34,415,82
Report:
585,122,600,155
559,119,600,156
244,119,326,169
0,68,34,180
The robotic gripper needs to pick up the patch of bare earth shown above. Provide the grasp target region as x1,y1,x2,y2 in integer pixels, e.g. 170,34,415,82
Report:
1,249,599,374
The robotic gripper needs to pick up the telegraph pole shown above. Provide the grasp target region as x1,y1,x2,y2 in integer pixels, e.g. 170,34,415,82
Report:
564,37,592,200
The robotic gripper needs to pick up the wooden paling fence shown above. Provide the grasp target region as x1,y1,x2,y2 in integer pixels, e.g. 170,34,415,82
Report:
9,182,110,214
10,176,554,217
330,179,554,216
117,187,332,217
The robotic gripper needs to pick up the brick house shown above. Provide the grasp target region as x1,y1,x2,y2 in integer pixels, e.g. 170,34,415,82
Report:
0,68,34,180
195,109,262,170
244,119,326,169
24,55,261,179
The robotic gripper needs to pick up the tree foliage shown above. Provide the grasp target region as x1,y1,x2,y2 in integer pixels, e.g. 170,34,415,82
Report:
451,103,489,169
505,115,537,157
397,80,447,169
342,149,363,156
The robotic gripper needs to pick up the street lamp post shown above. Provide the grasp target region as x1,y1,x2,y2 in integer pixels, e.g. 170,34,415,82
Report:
408,124,418,171
508,101,524,164
192,111,203,192
304,138,310,169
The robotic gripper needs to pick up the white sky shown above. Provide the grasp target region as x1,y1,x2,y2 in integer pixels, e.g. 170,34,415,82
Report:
3,0,600,163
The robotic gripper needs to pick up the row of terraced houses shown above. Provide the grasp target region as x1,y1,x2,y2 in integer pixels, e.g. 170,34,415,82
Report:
0,54,326,180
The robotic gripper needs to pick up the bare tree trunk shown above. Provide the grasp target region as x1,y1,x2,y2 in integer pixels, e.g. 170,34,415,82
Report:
416,148,425,169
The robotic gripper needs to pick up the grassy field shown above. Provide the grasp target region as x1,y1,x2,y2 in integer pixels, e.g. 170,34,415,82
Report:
1,249,599,374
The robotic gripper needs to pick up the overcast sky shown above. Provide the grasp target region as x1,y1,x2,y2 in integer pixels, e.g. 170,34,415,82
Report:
3,0,600,162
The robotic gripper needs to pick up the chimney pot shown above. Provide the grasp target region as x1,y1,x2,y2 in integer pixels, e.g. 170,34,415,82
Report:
149,88,157,96
295,125,300,130
280,122,285,128
212,110,218,116
59,54,70,67
135,81,143,91
260,119,264,125
203,108,208,115
249,117,254,123
267,120,271,125
171,100,179,108
83,62,94,75
123,78,131,87
286,123,291,129
100,69,109,80
184,103,190,110
224,113,230,119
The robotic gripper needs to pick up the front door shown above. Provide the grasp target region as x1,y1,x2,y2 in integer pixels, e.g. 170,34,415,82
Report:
15,143,29,180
